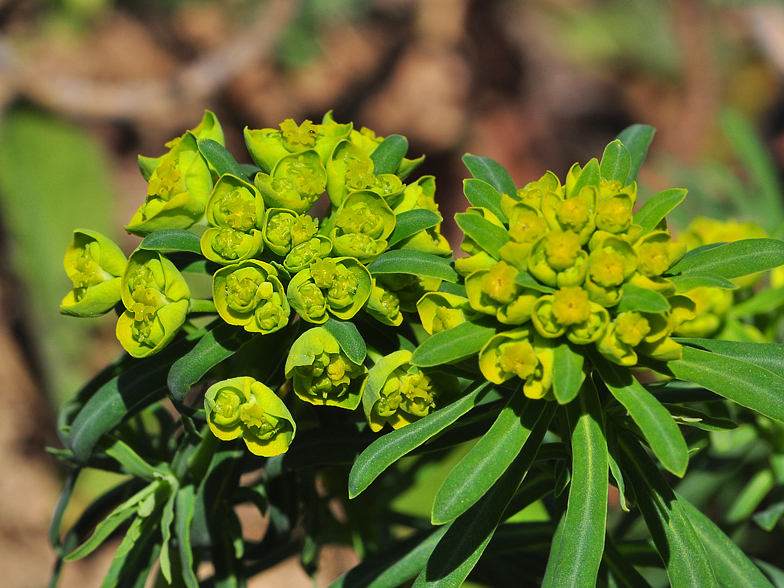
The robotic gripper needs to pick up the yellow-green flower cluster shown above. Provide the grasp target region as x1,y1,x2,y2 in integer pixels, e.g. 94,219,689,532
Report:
447,160,695,397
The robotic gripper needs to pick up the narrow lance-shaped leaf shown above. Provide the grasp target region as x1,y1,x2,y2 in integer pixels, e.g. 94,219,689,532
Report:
370,135,409,175
50,467,81,551
670,274,737,292
99,435,165,481
549,379,608,588
617,283,670,313
159,488,178,583
175,485,201,588
461,154,517,198
413,404,555,588
728,286,784,316
348,381,492,498
432,387,553,524
602,535,654,588
410,320,496,368
667,346,784,423
589,350,688,477
600,139,631,185
198,138,248,180
674,339,784,376
620,434,718,588
633,189,687,235
568,158,601,198
167,322,255,402
454,212,510,258
666,238,784,280
323,317,367,365
368,250,459,283
388,210,442,247
552,341,585,404
463,179,507,222
140,229,202,255
678,493,774,588
616,124,655,186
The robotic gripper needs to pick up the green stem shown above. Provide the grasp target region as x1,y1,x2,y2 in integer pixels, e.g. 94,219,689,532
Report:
188,299,217,314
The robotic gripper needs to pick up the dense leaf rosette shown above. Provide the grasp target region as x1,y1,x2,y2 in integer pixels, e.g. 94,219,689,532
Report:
213,260,289,334
205,376,295,456
60,229,127,317
285,327,368,409
116,249,191,358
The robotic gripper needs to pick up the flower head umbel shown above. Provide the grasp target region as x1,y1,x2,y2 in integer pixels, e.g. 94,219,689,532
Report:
363,350,460,431
213,260,289,334
116,249,191,358
61,229,127,317
285,327,368,409
205,377,295,456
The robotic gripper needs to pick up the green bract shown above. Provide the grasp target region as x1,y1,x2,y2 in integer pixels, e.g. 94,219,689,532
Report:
126,132,213,236
285,327,368,409
478,327,555,399
255,149,327,214
283,236,333,274
201,174,265,264
213,260,289,334
330,191,396,263
287,257,372,323
363,350,460,431
262,209,319,257
205,376,295,457
417,291,474,334
116,249,190,358
365,278,403,326
244,118,352,174
60,229,127,317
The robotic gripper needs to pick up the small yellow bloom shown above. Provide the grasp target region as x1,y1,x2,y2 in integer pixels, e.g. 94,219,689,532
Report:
551,287,591,325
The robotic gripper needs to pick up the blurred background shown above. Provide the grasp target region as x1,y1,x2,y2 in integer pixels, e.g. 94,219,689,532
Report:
2,0,784,585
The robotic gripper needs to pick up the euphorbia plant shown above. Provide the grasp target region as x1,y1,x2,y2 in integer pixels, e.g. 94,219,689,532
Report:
49,113,784,588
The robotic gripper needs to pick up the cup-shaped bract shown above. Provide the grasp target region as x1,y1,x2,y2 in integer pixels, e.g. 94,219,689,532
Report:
126,132,213,236
528,230,589,288
531,287,609,345
61,229,127,317
284,236,333,274
116,249,191,358
508,171,562,214
255,150,327,215
366,278,403,327
330,191,396,263
633,230,687,278
585,236,638,307
288,257,372,323
479,328,556,399
326,140,376,206
594,188,635,235
285,327,368,409
204,376,296,457
465,261,539,325
213,260,289,334
263,208,298,256
245,118,352,174
541,185,597,245
499,203,548,271
454,207,506,277
673,286,733,338
363,350,461,432
417,292,474,334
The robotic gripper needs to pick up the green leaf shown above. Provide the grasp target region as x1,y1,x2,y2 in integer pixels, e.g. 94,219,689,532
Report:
139,229,202,254
461,154,517,197
410,320,496,367
463,179,507,222
726,469,774,525
633,189,687,235
620,434,718,588
662,404,737,432
413,404,554,588
515,271,556,293
348,381,492,498
617,283,670,313
616,124,656,186
368,250,459,283
328,526,450,588
370,135,408,175
197,138,248,180
175,485,200,588
590,350,688,477
600,139,631,185
667,346,784,422
674,339,784,377
666,238,784,280
568,158,601,199
432,387,554,524
65,482,159,561
454,212,510,258
679,493,774,588
729,286,784,316
670,273,738,292
720,108,784,232
100,508,162,588
602,536,654,588
549,379,608,587
753,501,784,532
239,162,262,178
99,436,165,481
50,467,80,551
552,342,585,404
389,210,442,247
324,317,367,365
168,321,255,402
159,488,177,583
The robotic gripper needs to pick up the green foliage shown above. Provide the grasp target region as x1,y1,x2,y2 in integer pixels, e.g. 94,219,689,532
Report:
50,113,784,588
